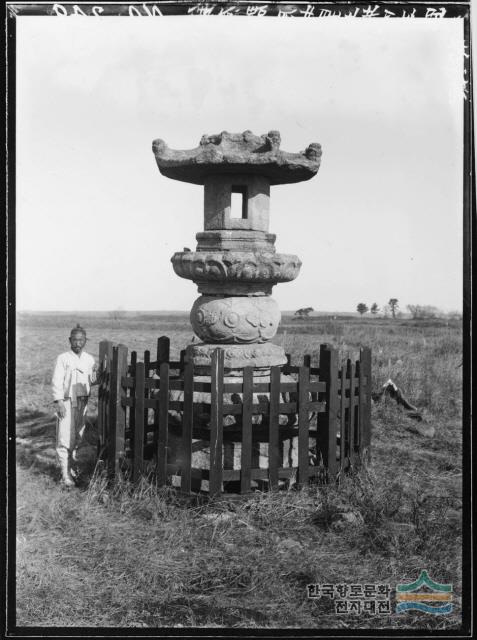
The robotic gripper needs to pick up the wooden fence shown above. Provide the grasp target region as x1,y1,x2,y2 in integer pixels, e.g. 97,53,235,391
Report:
97,337,371,495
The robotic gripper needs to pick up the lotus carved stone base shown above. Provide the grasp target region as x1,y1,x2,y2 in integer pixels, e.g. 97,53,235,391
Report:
190,342,287,372
172,251,301,294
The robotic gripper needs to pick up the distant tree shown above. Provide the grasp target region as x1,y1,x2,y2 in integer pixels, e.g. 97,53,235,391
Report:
356,303,369,316
424,306,440,319
388,298,399,319
370,303,379,315
446,310,462,321
109,307,125,321
294,307,314,319
407,304,440,320
407,304,420,319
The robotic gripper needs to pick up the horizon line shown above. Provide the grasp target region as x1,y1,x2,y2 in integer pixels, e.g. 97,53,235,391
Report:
16,308,461,316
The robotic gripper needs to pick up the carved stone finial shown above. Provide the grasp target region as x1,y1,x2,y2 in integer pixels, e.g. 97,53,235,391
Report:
305,142,322,161
266,130,281,150
152,138,167,154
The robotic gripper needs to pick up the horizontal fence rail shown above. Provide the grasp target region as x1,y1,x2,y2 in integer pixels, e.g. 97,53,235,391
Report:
97,336,372,494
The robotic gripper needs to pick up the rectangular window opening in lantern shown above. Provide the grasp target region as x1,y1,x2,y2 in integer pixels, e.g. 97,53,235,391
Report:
231,186,248,219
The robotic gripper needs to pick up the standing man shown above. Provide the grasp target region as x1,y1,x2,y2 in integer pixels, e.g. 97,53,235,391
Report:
52,324,98,488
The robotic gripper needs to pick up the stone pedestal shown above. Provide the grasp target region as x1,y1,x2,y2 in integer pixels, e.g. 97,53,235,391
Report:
153,130,321,370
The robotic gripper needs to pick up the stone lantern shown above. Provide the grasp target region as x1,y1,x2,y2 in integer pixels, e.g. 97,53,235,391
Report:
152,130,321,373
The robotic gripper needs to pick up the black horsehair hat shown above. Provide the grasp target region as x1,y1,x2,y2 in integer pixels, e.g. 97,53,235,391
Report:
70,323,86,337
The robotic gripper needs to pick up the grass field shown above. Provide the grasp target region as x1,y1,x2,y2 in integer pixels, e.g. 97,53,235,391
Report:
15,312,464,629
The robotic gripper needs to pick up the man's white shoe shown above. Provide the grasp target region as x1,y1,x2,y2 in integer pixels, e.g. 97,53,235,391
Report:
61,476,76,489
59,456,76,488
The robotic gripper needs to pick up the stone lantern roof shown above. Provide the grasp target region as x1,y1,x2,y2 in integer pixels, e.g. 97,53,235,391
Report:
152,130,322,185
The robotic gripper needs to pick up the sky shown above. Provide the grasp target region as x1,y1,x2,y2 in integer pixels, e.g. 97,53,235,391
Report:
15,14,464,313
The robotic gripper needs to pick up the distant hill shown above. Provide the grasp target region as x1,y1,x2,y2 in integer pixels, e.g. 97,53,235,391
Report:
19,310,363,317
18,310,190,316
282,311,357,317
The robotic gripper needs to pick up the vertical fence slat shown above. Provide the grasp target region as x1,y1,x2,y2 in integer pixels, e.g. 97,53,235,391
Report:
144,350,151,376
153,339,169,453
108,344,128,478
347,360,356,467
98,340,113,453
144,350,150,442
318,344,339,481
354,359,361,452
359,347,372,464
117,345,128,475
97,341,107,452
107,346,119,477
297,364,310,486
179,349,186,373
104,341,114,450
129,351,137,439
268,366,281,489
133,361,145,482
157,361,169,487
156,336,170,373
209,349,224,497
283,353,291,375
130,350,137,372
240,366,253,493
181,357,194,494
339,363,347,472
